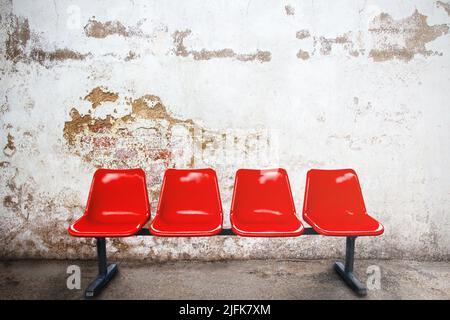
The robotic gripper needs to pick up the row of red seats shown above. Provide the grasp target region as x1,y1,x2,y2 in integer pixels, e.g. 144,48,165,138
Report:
69,168,384,238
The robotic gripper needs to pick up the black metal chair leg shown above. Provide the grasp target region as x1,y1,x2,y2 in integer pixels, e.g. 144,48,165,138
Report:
334,236,367,296
85,237,118,298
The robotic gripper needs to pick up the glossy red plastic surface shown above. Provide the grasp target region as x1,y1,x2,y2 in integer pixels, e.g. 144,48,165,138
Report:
302,169,384,236
150,168,223,236
68,168,151,237
230,168,304,237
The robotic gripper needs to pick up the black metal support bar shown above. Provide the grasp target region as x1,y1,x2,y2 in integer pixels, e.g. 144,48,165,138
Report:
333,236,367,296
97,237,107,275
135,228,151,236
85,238,118,299
302,227,319,235
219,228,235,235
345,236,355,273
134,227,319,236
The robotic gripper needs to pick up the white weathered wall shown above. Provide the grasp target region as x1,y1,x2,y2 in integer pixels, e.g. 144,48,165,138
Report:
1,0,449,260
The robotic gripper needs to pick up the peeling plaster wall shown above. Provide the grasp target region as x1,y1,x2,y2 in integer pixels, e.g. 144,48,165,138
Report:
0,0,449,261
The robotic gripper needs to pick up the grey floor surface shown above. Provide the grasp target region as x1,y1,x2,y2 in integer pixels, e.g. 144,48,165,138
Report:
0,259,448,299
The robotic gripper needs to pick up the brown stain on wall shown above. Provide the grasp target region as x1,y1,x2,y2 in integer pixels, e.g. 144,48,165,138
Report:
29,48,88,65
318,33,361,57
84,87,119,108
84,18,148,38
2,168,35,222
3,133,16,156
5,15,30,62
295,9,448,62
192,48,235,60
84,19,129,38
63,109,114,146
4,13,89,66
285,5,295,16
296,30,310,39
172,29,271,63
0,161,10,168
436,1,450,16
173,30,191,57
296,49,310,60
63,92,194,152
295,30,363,59
126,95,194,127
235,50,271,62
369,10,449,62
125,50,138,61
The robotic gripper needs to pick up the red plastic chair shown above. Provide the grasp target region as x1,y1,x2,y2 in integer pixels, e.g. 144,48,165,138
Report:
69,168,151,237
230,168,304,236
150,168,223,236
302,169,384,236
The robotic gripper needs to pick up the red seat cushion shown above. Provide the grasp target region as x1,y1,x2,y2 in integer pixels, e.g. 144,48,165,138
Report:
150,168,223,236
302,169,384,236
230,168,304,237
68,168,151,237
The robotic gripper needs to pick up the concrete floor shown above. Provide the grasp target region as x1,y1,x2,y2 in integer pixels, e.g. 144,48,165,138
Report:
0,259,448,299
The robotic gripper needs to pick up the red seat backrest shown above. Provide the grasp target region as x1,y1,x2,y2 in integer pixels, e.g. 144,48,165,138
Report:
231,168,296,215
303,169,367,216
86,168,150,223
157,168,223,218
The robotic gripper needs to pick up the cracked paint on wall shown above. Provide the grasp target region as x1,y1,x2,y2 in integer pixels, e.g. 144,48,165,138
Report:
84,87,119,108
368,10,449,61
296,30,310,40
4,14,30,62
296,49,310,60
3,12,89,66
295,9,449,61
3,133,15,156
84,18,152,38
318,32,362,57
172,29,271,62
296,30,365,59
